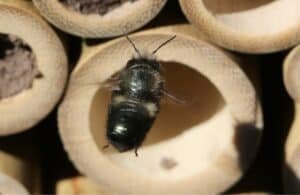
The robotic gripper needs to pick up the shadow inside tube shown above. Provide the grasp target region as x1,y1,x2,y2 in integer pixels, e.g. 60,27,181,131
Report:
234,123,262,172
284,163,300,193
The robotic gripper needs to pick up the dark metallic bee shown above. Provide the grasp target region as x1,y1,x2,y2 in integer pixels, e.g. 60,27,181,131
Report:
104,35,176,156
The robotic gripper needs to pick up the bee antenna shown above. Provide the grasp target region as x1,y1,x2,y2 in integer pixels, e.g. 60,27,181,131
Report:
126,35,142,57
152,35,176,55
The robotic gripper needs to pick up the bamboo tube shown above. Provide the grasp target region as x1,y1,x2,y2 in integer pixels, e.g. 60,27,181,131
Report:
284,104,300,192
284,46,300,191
284,44,300,103
56,177,270,195
0,135,40,195
0,0,68,135
56,176,110,195
179,0,300,54
32,0,167,38
56,178,271,195
58,24,263,194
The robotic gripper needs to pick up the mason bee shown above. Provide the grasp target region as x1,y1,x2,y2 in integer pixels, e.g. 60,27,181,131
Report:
104,35,177,156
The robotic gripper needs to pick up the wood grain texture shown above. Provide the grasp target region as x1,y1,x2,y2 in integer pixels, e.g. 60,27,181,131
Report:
179,0,300,53
58,24,263,194
32,0,167,38
0,0,68,135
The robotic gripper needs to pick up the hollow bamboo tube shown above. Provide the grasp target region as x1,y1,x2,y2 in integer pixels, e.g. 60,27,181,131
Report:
179,0,300,54
32,0,167,38
56,176,270,195
0,135,40,195
283,47,300,192
284,44,300,103
0,0,68,135
284,104,300,192
58,24,263,194
56,176,109,195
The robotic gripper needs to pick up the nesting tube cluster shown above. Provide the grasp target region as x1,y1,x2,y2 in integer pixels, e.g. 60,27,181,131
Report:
0,1,66,193
2,0,300,193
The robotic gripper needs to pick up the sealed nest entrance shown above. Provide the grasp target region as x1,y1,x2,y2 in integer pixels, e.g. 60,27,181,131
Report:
60,0,139,15
0,34,39,100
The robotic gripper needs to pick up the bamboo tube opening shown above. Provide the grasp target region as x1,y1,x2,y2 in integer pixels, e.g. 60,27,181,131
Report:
33,0,167,38
90,61,226,179
59,26,263,194
0,0,68,135
180,0,300,53
0,33,39,100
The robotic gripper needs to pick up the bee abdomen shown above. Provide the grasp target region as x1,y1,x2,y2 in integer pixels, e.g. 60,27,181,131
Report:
112,95,159,117
107,98,157,152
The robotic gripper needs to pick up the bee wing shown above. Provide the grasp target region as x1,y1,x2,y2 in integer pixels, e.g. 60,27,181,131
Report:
161,89,186,105
101,71,122,91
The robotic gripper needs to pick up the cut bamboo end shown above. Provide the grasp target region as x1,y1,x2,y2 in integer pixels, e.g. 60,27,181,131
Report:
0,0,68,135
284,45,300,103
56,177,270,195
179,0,300,53
0,136,40,195
0,174,29,195
56,176,109,195
58,25,263,194
284,104,300,192
32,0,167,38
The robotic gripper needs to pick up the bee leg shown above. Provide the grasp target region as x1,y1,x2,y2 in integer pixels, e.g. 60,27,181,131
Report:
162,89,186,105
134,147,139,157
102,144,110,150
